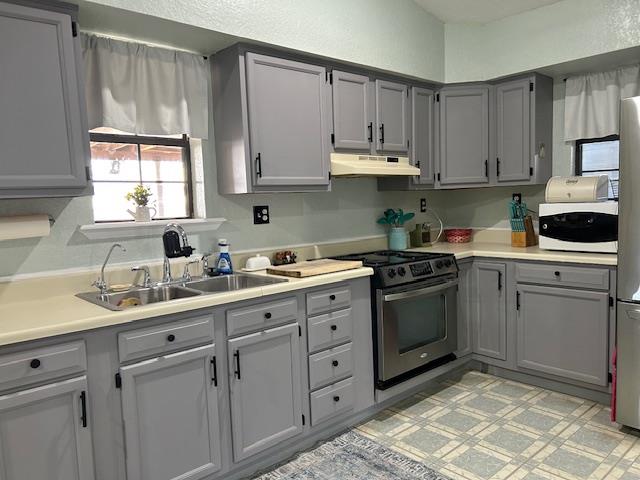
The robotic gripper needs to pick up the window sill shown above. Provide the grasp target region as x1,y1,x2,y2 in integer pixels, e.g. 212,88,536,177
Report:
79,218,226,240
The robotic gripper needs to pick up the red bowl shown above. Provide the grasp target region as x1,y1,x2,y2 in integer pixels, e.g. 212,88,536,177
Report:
444,228,472,243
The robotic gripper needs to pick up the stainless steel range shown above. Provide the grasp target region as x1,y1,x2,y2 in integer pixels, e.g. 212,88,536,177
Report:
332,250,458,389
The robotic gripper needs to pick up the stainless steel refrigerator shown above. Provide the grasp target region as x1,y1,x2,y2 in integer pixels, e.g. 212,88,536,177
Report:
616,96,640,429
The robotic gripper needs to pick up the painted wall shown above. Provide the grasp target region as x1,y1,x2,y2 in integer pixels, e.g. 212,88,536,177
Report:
81,0,446,82
445,0,640,82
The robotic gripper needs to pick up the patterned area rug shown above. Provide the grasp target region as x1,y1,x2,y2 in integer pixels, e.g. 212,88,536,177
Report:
253,430,450,479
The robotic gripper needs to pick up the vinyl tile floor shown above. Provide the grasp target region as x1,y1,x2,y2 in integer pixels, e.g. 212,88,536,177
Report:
356,370,640,480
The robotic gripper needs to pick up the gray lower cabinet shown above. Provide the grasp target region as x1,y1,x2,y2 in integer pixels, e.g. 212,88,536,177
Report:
456,260,473,357
474,262,507,360
438,86,490,186
0,375,95,480
0,0,90,198
516,284,609,386
331,70,372,151
228,323,303,462
375,79,409,153
496,78,531,182
412,86,435,185
119,344,222,480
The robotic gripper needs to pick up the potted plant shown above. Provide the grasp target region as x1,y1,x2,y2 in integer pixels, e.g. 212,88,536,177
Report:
125,185,156,222
377,208,415,250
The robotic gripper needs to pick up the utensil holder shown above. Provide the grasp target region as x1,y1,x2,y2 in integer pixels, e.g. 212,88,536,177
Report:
511,216,537,247
388,227,408,250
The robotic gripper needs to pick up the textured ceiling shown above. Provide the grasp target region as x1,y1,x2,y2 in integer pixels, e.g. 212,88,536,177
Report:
413,0,564,24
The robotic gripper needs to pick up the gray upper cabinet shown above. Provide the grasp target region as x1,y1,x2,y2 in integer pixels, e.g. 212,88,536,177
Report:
412,87,435,185
119,345,223,480
228,322,303,462
474,262,507,360
516,284,609,386
331,70,372,151
438,87,490,186
496,78,531,182
375,79,409,153
0,376,95,480
0,1,90,198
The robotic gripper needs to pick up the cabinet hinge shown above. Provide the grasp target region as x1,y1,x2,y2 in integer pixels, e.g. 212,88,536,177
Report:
85,166,92,181
437,172,441,182
328,171,332,180
330,133,335,144
407,139,410,148
329,72,333,84
609,296,614,307
529,82,534,92
71,21,78,37
529,166,534,176
435,93,440,102
608,372,613,383
415,161,421,168
298,325,302,337
115,372,122,389
302,414,306,426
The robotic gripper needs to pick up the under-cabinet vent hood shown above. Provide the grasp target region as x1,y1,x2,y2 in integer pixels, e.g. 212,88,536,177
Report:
330,153,420,177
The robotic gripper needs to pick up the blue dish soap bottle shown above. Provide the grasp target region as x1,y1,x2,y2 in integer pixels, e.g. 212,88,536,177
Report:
216,239,233,275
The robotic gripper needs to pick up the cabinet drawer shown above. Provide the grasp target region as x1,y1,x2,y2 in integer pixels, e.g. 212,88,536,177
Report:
306,286,351,315
227,297,298,336
307,308,353,353
0,340,86,391
310,377,354,425
515,263,609,290
119,315,214,363
308,342,353,390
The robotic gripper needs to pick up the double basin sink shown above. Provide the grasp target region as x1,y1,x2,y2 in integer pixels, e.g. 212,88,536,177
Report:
77,273,288,311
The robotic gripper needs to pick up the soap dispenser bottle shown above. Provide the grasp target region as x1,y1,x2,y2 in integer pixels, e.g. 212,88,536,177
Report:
216,239,233,275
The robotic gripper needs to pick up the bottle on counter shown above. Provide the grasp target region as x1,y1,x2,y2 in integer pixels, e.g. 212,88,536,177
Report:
216,239,233,275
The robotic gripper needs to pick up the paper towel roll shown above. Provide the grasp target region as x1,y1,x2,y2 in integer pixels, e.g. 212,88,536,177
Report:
0,215,51,241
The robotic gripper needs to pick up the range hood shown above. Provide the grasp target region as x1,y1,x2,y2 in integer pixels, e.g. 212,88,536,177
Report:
330,153,420,177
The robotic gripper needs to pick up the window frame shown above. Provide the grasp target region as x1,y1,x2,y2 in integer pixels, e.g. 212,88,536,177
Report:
575,134,619,200
89,132,195,223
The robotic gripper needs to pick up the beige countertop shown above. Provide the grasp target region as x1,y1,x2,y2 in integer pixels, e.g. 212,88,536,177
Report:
0,267,373,347
409,241,617,266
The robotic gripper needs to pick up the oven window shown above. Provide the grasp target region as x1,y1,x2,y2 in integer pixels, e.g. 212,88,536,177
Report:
396,294,447,354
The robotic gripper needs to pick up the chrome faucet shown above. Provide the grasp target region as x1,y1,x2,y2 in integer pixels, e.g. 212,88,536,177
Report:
201,253,213,277
93,243,126,295
182,260,200,282
131,265,152,288
162,223,194,283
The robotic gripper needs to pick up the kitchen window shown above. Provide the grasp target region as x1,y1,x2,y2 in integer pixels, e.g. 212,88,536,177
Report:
89,131,194,222
575,135,619,199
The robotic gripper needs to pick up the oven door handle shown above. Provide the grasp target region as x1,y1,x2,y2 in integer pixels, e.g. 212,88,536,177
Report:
383,279,459,302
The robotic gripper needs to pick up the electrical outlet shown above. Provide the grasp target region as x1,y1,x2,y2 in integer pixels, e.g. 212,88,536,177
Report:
512,193,522,204
253,205,270,224
420,198,427,213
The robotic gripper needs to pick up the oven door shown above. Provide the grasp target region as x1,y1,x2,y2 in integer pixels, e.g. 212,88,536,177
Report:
376,278,458,383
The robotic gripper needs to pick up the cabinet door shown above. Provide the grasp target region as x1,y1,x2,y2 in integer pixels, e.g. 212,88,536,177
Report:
456,261,473,357
412,87,435,185
120,345,222,480
516,285,609,386
474,262,507,360
228,323,303,462
496,78,531,182
439,87,489,185
332,70,371,151
0,376,95,480
246,53,329,187
375,79,409,153
0,2,88,190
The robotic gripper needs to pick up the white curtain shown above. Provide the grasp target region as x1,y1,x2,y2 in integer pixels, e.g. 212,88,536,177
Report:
564,64,640,141
81,34,209,139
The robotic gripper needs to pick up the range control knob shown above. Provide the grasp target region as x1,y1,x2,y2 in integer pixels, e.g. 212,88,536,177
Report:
444,259,452,267
387,268,397,278
436,261,444,269
397,267,406,276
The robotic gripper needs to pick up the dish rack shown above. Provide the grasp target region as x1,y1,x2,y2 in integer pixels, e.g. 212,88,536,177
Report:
509,200,537,247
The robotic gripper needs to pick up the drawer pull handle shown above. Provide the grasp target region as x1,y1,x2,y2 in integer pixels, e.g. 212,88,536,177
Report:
332,360,339,367
329,294,336,301
234,350,241,380
80,390,88,428
167,334,176,342
264,312,272,319
30,359,41,369
333,395,340,402
330,325,337,331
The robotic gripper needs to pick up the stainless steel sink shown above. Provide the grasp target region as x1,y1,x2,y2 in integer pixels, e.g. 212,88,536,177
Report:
183,273,288,293
76,285,202,311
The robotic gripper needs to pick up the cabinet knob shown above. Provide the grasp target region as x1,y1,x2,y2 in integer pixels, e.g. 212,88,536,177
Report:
330,325,337,331
30,359,41,369
167,334,176,342
333,395,340,402
329,294,336,301
264,312,272,319
332,360,339,367
554,271,560,277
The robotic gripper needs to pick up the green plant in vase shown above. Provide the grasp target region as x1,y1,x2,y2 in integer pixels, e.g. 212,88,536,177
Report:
377,208,415,250
125,185,157,222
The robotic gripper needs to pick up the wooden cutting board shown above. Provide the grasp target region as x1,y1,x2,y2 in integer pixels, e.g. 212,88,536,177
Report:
266,259,363,278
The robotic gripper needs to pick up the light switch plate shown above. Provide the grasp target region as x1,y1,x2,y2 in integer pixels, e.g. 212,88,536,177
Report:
253,205,270,224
